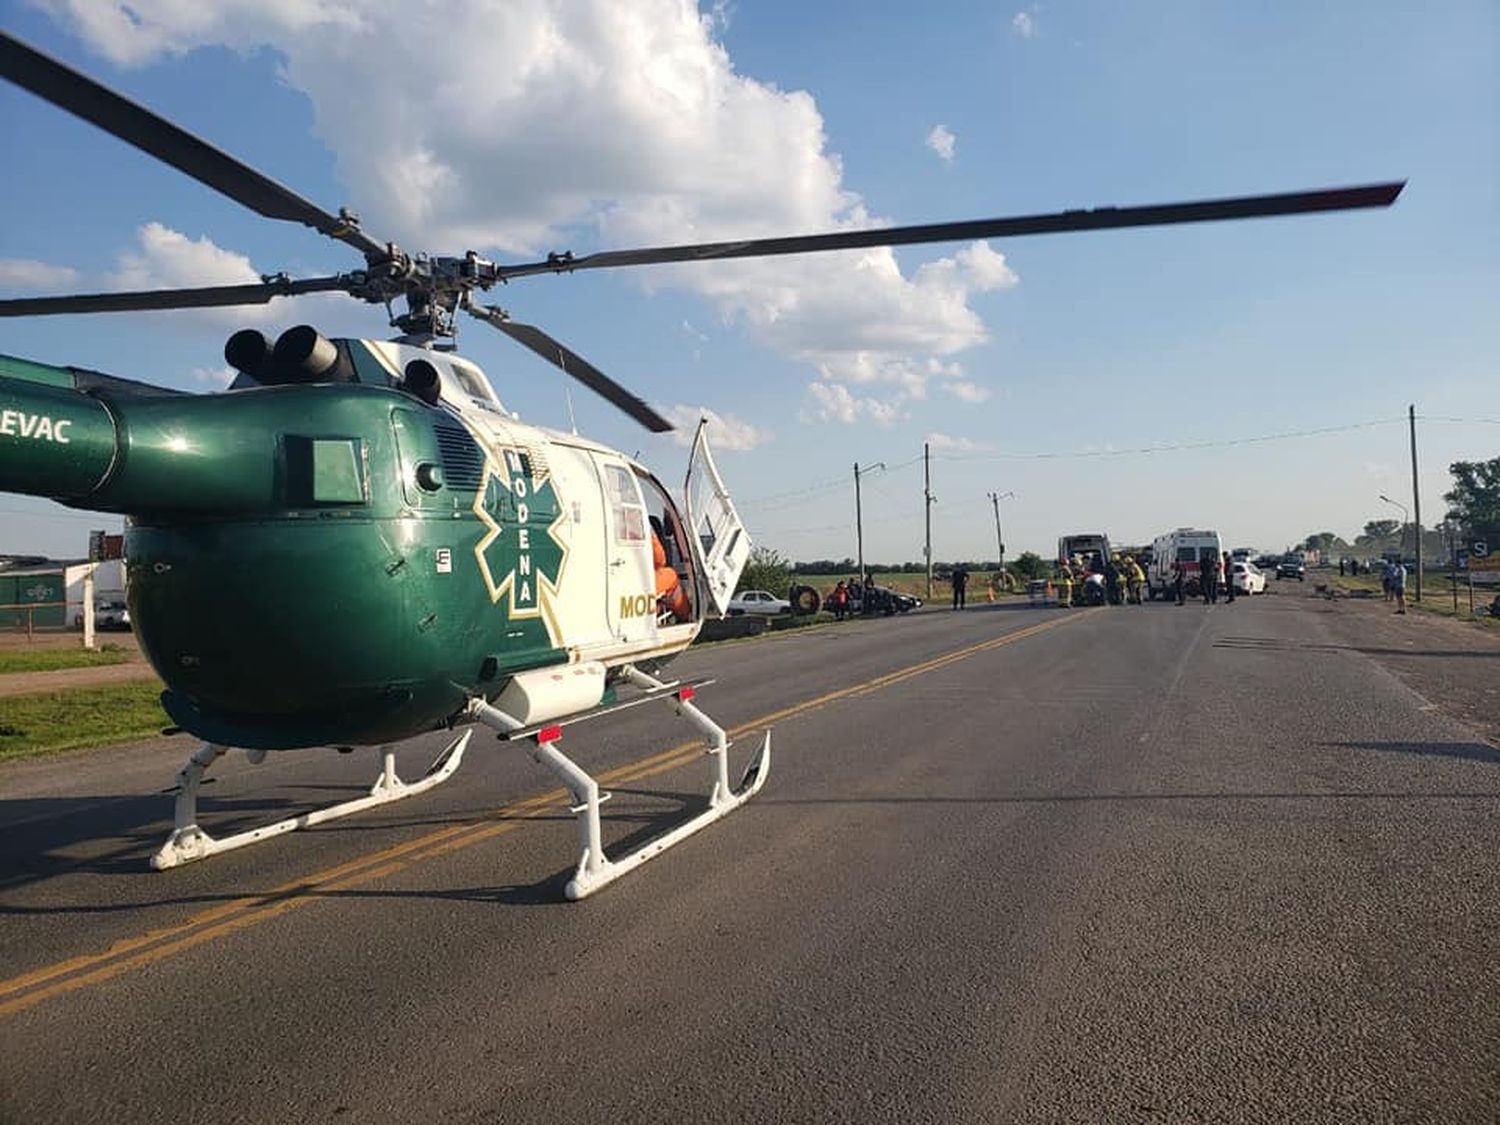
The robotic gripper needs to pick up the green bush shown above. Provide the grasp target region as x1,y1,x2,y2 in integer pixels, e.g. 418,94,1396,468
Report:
737,545,792,598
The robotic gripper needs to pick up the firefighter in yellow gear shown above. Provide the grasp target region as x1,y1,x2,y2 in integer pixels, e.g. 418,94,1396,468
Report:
1056,564,1074,608
1125,556,1146,604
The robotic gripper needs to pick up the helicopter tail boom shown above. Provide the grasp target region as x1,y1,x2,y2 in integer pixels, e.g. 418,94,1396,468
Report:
0,371,119,500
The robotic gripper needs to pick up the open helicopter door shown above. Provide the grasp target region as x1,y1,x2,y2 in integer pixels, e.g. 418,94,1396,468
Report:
683,420,751,617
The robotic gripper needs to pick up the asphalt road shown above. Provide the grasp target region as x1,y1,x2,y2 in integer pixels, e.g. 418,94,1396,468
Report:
2,594,1497,1123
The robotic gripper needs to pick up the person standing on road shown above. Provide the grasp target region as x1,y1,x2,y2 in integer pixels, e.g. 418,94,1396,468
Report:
1382,559,1395,603
833,580,849,621
1201,552,1218,605
1173,559,1185,605
950,565,969,610
1104,556,1122,606
1223,552,1236,603
1392,560,1408,614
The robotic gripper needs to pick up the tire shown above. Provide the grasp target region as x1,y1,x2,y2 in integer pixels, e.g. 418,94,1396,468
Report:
789,585,822,616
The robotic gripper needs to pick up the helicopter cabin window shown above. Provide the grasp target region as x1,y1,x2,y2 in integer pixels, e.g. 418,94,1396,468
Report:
605,464,646,544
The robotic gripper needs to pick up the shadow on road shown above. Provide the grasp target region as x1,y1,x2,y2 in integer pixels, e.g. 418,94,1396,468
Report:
1322,740,1500,765
0,782,712,915
0,786,380,894
1214,635,1500,660
761,789,1500,807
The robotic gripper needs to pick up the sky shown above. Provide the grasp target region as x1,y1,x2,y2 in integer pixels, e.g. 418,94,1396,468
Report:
1,0,1496,565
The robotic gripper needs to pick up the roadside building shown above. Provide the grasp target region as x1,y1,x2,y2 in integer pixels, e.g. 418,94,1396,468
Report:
0,555,127,629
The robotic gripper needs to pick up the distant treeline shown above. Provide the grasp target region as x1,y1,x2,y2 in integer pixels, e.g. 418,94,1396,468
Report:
792,559,1003,575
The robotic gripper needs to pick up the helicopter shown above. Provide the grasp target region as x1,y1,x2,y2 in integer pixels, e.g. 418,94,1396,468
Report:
0,31,1403,899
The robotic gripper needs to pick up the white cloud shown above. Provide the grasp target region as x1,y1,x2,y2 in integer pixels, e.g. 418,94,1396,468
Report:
805,381,904,427
942,380,991,403
926,431,993,453
662,404,771,450
101,221,286,324
925,124,956,163
1012,11,1036,38
111,222,262,290
188,364,236,388
0,258,80,291
47,1,1020,405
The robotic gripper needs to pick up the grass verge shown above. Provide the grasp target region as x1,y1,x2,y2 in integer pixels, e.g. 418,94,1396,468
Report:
1322,573,1499,628
0,682,170,762
0,644,131,675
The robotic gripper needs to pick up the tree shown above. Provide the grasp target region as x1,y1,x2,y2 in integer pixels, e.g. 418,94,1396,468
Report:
1362,519,1400,543
1303,532,1348,554
737,545,791,597
1009,551,1048,581
1444,457,1500,543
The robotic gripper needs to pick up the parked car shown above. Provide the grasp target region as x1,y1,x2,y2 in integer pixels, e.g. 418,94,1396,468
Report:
1230,561,1267,595
1276,556,1305,581
822,584,922,615
875,586,922,613
726,589,791,616
73,598,131,630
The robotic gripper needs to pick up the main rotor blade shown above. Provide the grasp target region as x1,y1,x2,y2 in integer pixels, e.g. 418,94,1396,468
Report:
0,276,354,317
0,31,386,260
468,306,674,433
495,182,1405,280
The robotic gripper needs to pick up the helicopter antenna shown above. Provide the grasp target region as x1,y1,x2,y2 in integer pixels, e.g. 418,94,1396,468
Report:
557,348,579,435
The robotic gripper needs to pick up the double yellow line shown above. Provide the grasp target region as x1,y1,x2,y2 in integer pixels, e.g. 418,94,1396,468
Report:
0,609,1089,1018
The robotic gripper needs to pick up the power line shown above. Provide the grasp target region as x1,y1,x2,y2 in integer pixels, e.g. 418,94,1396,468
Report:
930,417,1407,462
736,453,921,511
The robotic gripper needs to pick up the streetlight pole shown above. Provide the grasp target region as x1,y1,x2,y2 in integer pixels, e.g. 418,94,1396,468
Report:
1379,493,1409,557
988,490,1014,578
854,461,884,588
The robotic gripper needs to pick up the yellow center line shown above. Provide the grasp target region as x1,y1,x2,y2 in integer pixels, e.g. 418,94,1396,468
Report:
0,608,1092,1017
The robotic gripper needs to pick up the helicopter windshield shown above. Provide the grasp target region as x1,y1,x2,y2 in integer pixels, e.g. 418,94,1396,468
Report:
444,358,502,409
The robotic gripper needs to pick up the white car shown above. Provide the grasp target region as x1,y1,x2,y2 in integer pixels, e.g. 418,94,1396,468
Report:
73,598,132,630
726,589,792,616
1230,561,1266,595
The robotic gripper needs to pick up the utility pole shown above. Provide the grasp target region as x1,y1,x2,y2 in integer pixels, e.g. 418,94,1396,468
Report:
854,462,865,588
989,491,1014,578
924,443,934,601
854,461,884,589
1409,404,1422,601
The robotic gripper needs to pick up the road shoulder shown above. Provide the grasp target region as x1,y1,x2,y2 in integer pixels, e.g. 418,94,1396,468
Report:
1297,587,1500,746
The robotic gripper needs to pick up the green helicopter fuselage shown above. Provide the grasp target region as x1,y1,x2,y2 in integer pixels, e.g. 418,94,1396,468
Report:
0,335,731,750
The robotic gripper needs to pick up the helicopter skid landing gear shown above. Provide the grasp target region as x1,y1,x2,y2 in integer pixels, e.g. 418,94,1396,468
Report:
149,731,473,870
469,666,770,900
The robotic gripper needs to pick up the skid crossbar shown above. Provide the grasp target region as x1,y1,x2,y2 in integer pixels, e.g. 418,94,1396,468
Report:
469,666,769,900
149,730,472,870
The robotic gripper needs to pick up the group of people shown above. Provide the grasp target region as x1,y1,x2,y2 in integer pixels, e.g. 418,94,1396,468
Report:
1382,558,1408,614
830,575,868,620
1167,552,1238,606
1053,553,1148,608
